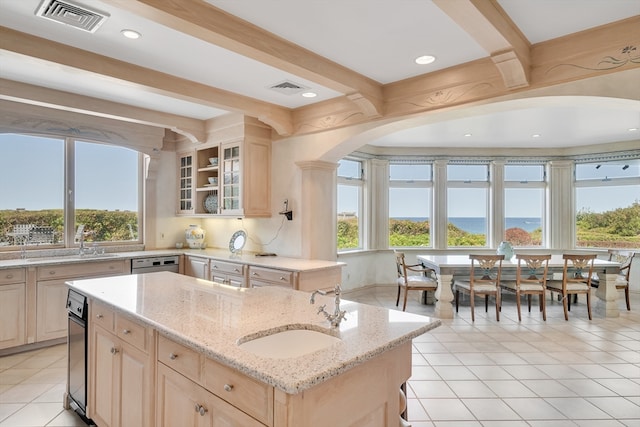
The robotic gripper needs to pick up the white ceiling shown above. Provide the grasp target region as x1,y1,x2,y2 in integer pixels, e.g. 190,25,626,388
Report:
1,0,639,149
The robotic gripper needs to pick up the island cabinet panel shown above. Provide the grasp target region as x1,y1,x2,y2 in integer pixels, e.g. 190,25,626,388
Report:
204,357,274,425
88,303,155,427
273,341,411,427
157,363,266,427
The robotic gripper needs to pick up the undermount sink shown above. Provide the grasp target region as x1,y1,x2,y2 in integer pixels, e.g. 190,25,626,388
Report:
238,327,341,359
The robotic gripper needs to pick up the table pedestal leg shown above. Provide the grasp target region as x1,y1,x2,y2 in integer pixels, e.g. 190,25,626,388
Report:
434,273,454,319
595,272,620,318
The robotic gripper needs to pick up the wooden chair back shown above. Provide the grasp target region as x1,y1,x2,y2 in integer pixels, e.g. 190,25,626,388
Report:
561,253,596,290
516,254,551,287
469,254,504,289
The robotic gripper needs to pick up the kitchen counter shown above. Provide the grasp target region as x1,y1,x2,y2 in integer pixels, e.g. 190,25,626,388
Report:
67,271,439,394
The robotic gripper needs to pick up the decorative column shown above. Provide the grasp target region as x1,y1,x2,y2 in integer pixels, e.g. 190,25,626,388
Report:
296,160,339,261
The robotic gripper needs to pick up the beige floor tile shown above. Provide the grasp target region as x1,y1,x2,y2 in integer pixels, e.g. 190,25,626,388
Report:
0,403,24,423
596,378,640,396
586,396,640,419
546,397,611,420
447,380,496,398
461,398,521,420
434,366,477,381
0,354,30,370
406,398,430,421
0,383,56,403
21,368,66,384
12,355,64,370
410,366,443,381
521,379,580,397
32,383,66,403
502,364,551,380
419,398,476,421
483,380,537,398
503,397,567,420
0,369,38,385
0,402,63,426
572,420,627,427
409,381,456,398
558,379,618,397
466,365,514,381
44,408,88,426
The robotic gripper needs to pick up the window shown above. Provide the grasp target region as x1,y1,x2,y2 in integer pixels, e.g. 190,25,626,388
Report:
447,164,489,247
0,133,144,251
389,163,432,247
504,164,546,247
337,158,364,250
575,160,640,249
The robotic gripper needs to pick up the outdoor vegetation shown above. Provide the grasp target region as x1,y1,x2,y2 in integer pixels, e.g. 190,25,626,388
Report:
338,202,640,249
0,209,138,246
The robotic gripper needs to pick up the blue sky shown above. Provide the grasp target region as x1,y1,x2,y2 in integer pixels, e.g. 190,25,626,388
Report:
0,134,138,211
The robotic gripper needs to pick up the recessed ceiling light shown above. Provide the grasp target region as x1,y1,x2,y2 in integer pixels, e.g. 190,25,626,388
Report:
415,55,436,65
301,92,317,98
464,133,472,137
532,134,541,138
629,127,638,132
121,29,141,39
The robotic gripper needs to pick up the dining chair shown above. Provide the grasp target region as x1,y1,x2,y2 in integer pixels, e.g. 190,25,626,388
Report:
454,254,504,321
501,254,551,321
394,250,438,311
591,249,636,311
546,253,596,320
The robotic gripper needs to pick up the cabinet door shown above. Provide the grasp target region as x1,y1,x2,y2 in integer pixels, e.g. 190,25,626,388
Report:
178,151,195,214
220,142,242,215
0,283,26,349
36,279,68,341
157,363,210,427
92,327,117,427
119,343,152,427
186,257,209,280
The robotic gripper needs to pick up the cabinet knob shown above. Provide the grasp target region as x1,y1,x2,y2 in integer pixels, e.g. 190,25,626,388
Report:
251,272,258,276
110,347,119,355
169,353,178,360
195,404,208,416
223,384,234,392
279,276,286,281
96,314,104,319
122,329,130,334
212,265,218,269
6,274,13,279
49,271,56,275
234,268,240,272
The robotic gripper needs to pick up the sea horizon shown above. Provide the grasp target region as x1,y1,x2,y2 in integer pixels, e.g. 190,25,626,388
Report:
391,217,541,234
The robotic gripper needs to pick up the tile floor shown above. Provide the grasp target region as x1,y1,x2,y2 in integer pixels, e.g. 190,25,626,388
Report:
0,289,638,427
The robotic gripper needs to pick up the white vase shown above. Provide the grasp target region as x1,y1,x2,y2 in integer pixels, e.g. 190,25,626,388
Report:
497,241,514,260
185,225,206,249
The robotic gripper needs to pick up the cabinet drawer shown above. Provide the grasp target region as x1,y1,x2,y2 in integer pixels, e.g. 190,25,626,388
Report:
37,260,126,280
157,335,201,383
91,300,115,332
249,267,293,286
115,314,148,352
210,260,245,276
204,358,273,425
0,268,26,285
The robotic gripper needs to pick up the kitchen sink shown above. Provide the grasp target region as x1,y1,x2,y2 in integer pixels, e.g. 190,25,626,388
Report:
26,253,118,262
238,327,341,359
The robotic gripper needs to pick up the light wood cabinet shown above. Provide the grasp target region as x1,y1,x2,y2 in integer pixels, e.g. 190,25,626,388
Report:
176,137,270,218
89,304,154,427
36,260,127,342
209,259,245,287
248,266,293,289
185,256,210,280
0,268,27,349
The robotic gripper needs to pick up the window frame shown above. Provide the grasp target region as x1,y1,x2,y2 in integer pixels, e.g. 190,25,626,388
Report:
0,132,145,252
337,158,366,252
388,161,433,248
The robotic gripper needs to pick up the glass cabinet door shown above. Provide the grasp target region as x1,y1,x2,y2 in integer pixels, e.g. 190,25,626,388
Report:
222,144,241,212
178,152,193,213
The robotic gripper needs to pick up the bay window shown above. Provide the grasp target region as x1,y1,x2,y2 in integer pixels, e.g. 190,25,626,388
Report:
447,163,489,247
504,164,546,247
337,158,364,250
389,162,432,247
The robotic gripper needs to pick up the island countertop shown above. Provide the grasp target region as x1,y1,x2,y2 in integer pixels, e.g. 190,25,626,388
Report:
66,271,440,394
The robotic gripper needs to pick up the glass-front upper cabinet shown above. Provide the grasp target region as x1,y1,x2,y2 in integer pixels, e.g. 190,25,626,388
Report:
177,152,193,214
221,142,241,214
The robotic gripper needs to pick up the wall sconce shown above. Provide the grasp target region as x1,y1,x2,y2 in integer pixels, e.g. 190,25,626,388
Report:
279,199,293,220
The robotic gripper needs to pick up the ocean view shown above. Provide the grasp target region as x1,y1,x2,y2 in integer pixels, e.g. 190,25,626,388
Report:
392,217,542,234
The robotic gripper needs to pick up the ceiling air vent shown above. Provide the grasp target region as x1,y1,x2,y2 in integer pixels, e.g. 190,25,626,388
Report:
35,0,109,33
268,80,309,96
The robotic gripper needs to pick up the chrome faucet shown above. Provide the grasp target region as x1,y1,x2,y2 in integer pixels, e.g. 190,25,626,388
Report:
310,284,347,328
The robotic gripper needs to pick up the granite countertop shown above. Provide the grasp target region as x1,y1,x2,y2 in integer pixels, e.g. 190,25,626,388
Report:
66,271,440,394
0,248,344,272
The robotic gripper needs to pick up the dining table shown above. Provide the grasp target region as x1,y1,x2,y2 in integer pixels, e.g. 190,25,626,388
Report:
417,254,622,319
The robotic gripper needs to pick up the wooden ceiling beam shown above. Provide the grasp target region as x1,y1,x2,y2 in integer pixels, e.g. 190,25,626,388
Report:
434,0,531,89
0,26,293,136
101,0,383,117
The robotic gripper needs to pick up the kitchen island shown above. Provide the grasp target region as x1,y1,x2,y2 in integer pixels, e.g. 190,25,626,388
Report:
67,271,440,427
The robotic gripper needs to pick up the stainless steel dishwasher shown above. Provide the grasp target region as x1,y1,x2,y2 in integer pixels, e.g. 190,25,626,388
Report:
131,255,180,274
66,289,93,425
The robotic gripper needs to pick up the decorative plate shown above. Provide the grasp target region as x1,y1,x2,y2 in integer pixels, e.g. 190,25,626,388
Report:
229,230,247,253
204,194,218,213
